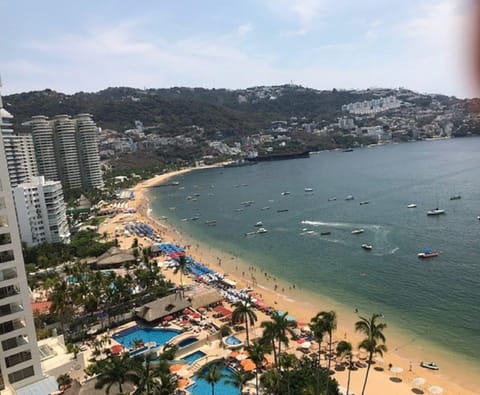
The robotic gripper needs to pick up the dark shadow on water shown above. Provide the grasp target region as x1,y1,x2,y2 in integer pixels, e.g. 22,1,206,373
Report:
390,377,402,383
411,389,424,394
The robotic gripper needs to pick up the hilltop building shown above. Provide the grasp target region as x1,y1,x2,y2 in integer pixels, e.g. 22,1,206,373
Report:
13,176,70,247
28,114,103,190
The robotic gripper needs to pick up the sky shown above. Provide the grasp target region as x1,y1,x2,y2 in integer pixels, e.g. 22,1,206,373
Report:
0,0,476,97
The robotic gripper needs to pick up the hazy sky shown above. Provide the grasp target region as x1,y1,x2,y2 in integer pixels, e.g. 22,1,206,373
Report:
0,0,475,97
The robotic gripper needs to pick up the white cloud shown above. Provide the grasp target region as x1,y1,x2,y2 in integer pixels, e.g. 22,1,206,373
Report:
237,23,254,38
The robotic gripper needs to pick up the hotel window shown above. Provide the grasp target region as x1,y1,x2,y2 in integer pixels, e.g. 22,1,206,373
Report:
0,233,11,246
0,215,8,228
7,365,35,384
5,351,32,368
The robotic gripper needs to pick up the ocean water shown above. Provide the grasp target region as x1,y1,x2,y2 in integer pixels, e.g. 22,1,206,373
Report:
150,138,480,367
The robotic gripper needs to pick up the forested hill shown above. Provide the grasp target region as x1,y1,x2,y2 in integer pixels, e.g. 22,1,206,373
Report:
4,85,462,134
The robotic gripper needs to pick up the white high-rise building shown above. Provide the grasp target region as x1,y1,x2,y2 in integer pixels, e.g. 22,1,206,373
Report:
0,124,43,393
0,92,38,188
28,114,103,190
13,177,70,247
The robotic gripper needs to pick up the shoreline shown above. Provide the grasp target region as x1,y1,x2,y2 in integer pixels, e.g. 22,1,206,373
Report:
105,166,478,395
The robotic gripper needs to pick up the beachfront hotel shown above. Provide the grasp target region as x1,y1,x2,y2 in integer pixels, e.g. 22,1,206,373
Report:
13,176,70,247
0,125,44,392
28,113,104,190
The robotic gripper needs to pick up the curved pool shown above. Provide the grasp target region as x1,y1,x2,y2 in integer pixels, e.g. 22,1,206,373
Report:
113,326,180,349
223,335,243,349
188,365,240,395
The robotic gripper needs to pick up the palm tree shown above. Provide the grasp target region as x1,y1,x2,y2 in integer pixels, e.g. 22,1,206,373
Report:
313,311,337,395
197,361,224,395
49,280,74,335
232,297,258,346
260,320,278,367
132,355,177,395
94,353,139,394
336,341,353,395
247,340,271,395
224,369,253,394
355,313,387,395
270,311,295,364
173,255,189,288
310,315,326,368
279,352,299,395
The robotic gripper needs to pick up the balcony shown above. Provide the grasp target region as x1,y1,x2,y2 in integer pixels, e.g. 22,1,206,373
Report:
0,233,11,246
0,250,14,265
0,268,17,282
0,318,25,335
0,302,23,318
5,350,32,368
0,285,20,301
2,334,28,351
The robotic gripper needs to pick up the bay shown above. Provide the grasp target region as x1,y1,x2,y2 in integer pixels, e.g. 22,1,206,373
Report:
150,137,480,365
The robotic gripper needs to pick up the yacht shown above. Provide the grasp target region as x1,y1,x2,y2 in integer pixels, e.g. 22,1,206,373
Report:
281,191,290,196
256,227,268,234
420,362,439,370
254,221,263,227
320,231,331,236
418,249,439,259
359,201,370,205
244,231,255,237
449,195,461,200
328,197,337,201
427,208,445,216
351,229,365,234
361,244,372,250
304,188,314,193
261,206,271,211
407,203,417,208
345,195,354,201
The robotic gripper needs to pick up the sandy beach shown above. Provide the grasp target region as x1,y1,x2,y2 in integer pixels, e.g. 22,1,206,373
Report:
99,167,478,395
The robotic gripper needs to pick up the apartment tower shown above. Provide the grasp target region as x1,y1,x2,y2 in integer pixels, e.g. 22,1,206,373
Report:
13,176,70,247
0,127,43,392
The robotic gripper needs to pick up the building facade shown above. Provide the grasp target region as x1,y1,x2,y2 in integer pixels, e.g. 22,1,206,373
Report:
0,133,43,392
29,114,103,190
13,177,70,247
0,104,38,189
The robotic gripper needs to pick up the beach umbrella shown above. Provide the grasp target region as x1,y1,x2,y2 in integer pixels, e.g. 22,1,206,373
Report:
374,355,384,364
412,377,426,387
241,359,256,372
230,351,240,358
236,353,248,361
297,338,306,344
110,344,123,354
177,378,189,388
301,341,312,349
390,366,403,374
177,368,190,377
169,364,184,373
428,386,443,394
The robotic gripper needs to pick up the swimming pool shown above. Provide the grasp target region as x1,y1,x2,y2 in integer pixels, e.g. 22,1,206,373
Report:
113,326,180,349
222,335,243,349
182,351,206,365
178,337,198,348
188,365,240,395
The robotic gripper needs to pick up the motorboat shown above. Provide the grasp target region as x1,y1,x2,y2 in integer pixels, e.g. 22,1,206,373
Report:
420,361,439,370
281,191,290,196
205,220,217,226
478,216,480,220
256,227,268,234
418,249,439,259
320,231,331,236
361,244,373,250
351,229,365,234
328,197,337,201
345,195,354,201
244,231,255,237
254,221,263,227
427,208,445,216
407,203,417,208
261,206,271,211
449,195,461,200
360,201,370,205
304,188,314,192
277,209,289,213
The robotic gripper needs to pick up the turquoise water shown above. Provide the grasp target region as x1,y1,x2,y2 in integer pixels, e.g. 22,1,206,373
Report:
113,326,180,349
178,337,199,348
182,350,206,364
150,138,480,369
188,365,240,395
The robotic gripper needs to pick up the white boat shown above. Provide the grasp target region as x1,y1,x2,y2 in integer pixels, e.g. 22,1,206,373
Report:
351,229,365,234
281,191,290,196
420,361,439,370
304,188,314,192
359,201,369,205
361,244,372,250
427,208,445,216
244,231,255,236
261,206,270,211
345,195,354,201
328,197,337,201
256,227,268,234
254,221,263,227
407,203,417,208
